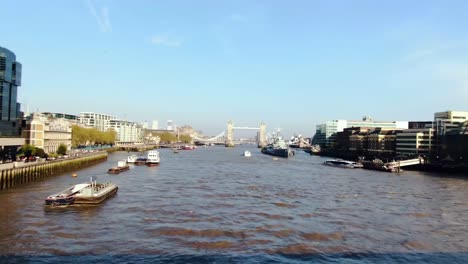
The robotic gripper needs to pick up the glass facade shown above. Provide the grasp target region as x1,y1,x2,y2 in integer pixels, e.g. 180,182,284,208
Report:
315,118,409,148
0,47,22,136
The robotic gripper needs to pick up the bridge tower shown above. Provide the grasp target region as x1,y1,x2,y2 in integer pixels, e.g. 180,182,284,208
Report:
225,120,234,147
258,121,267,148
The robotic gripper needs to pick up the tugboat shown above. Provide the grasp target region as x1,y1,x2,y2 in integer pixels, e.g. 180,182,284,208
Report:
107,160,130,174
145,150,160,166
261,131,294,158
45,177,118,206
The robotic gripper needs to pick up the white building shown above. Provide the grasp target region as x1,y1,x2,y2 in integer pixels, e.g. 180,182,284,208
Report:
107,120,143,145
151,120,158,130
314,116,409,148
166,120,174,131
79,112,116,132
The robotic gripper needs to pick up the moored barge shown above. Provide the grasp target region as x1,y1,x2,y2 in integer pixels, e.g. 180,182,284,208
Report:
108,161,130,174
45,177,118,206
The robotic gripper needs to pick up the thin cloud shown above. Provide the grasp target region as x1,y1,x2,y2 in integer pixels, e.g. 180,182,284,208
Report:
229,14,248,23
85,0,112,32
402,41,467,63
434,63,468,100
151,35,182,47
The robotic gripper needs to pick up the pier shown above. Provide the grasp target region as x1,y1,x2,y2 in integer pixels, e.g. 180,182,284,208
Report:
362,157,425,173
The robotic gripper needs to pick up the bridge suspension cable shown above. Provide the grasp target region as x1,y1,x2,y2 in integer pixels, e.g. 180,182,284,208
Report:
193,131,226,142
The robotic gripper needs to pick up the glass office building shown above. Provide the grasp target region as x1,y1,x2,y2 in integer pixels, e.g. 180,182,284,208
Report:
313,116,409,148
0,46,22,136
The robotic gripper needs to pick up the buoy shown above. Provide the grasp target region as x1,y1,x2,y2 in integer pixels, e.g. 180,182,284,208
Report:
72,173,77,177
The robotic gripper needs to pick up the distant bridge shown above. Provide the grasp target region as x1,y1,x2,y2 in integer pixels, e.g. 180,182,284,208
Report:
193,131,225,142
193,121,267,147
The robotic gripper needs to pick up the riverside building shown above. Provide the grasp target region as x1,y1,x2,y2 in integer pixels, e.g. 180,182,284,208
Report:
79,112,116,132
313,116,408,148
434,111,468,136
107,120,144,145
396,128,435,157
22,113,72,153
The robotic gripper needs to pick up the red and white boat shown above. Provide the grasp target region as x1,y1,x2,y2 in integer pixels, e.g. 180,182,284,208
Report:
181,145,196,150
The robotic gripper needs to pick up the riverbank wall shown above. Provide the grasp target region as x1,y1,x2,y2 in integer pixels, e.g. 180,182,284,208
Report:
0,152,108,191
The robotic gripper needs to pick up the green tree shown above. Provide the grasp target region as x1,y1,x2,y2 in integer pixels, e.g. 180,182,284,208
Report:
34,147,47,158
104,129,117,145
18,144,35,158
72,125,87,146
179,134,192,143
72,125,117,147
158,132,177,143
57,144,67,155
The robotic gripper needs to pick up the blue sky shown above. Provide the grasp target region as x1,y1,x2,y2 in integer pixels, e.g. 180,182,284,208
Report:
1,0,468,137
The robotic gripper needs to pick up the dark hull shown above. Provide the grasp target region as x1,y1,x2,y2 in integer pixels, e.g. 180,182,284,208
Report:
45,196,75,206
107,166,130,174
134,159,147,165
145,162,160,167
261,147,290,158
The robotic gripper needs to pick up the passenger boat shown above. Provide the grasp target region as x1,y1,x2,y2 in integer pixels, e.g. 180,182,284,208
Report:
127,154,138,163
45,177,118,206
261,131,294,158
146,150,160,166
107,160,130,174
323,159,363,169
181,145,196,150
243,150,252,157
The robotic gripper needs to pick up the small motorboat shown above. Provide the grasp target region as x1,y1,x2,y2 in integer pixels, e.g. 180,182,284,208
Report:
243,150,251,157
127,155,138,163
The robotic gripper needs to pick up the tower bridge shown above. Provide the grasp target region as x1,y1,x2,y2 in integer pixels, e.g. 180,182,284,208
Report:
193,121,267,148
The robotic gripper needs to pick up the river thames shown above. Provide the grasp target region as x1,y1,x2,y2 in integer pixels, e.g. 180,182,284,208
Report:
0,146,467,263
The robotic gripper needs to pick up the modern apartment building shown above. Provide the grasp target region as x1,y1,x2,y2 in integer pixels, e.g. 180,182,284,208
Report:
79,112,116,132
23,113,72,153
313,116,408,148
107,120,143,145
43,112,79,123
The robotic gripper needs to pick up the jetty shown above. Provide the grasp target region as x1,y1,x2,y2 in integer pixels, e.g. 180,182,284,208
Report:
362,157,425,173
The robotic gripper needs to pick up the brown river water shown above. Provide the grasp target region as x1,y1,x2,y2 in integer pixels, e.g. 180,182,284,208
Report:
0,146,467,263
